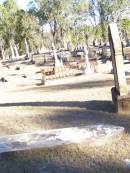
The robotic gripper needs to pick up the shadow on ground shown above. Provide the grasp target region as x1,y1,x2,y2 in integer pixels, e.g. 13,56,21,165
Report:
0,100,114,112
1,100,130,132
15,79,115,92
11,76,130,93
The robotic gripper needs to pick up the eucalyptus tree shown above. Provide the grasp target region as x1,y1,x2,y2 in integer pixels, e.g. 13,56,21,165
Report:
89,0,129,43
15,9,41,57
30,0,89,48
30,0,68,48
67,0,89,47
0,0,41,59
120,18,130,34
119,18,130,45
0,0,19,59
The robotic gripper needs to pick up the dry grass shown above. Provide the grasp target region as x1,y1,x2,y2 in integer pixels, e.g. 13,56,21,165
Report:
0,59,130,172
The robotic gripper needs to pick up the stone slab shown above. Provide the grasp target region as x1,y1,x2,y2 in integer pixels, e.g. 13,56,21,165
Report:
0,125,124,154
111,87,130,114
108,23,128,96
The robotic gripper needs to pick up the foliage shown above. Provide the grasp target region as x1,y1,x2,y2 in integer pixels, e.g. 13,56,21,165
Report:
15,10,41,54
30,0,89,48
89,0,129,42
0,0,18,49
0,0,41,57
119,18,130,31
0,0,129,59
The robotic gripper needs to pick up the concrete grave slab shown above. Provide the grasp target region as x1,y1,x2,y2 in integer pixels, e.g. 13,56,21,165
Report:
0,124,124,154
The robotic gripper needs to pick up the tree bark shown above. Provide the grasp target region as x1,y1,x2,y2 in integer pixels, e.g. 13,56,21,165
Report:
62,35,67,49
50,18,58,47
99,3,108,45
14,44,19,57
10,43,15,59
24,38,30,59
84,46,92,74
52,43,62,66
125,31,129,46
0,47,5,60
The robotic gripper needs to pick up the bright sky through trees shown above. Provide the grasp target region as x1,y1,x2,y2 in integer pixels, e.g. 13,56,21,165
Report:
0,0,31,9
16,0,31,9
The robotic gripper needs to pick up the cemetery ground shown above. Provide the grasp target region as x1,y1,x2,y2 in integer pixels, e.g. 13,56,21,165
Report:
1,58,130,172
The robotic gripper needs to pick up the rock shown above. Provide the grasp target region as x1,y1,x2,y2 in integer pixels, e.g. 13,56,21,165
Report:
0,78,8,82
21,74,27,78
5,65,9,69
15,67,20,70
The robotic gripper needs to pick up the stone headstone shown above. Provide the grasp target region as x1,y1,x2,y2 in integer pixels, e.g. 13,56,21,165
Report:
108,23,128,96
109,23,130,114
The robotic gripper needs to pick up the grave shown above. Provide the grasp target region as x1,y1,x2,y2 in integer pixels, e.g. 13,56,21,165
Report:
33,54,46,65
108,23,130,114
0,125,124,154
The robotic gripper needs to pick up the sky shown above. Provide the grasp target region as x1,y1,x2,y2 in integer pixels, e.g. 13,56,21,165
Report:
0,0,31,10
15,0,31,10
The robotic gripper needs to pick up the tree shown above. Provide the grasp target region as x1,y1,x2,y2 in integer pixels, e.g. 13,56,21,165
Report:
0,0,41,59
0,0,19,59
119,18,130,45
15,9,41,56
30,0,89,48
89,0,129,43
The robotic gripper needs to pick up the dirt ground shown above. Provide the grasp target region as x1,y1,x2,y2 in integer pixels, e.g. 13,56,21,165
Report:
0,58,130,172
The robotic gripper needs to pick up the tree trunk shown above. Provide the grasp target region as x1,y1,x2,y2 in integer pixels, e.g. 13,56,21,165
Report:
84,46,92,74
24,38,30,59
99,3,108,45
0,47,5,60
10,43,15,59
14,44,19,57
40,40,46,53
50,18,58,48
85,34,89,47
125,31,129,46
62,36,67,49
52,43,62,66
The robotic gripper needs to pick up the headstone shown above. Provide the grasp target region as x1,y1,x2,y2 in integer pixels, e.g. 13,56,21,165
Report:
109,23,128,96
33,54,45,66
108,23,130,114
0,125,124,154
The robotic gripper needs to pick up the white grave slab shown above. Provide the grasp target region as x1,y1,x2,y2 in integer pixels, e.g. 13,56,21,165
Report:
0,124,124,154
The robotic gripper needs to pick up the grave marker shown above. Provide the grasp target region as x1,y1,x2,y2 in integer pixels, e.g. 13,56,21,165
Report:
108,23,130,114
108,23,128,96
